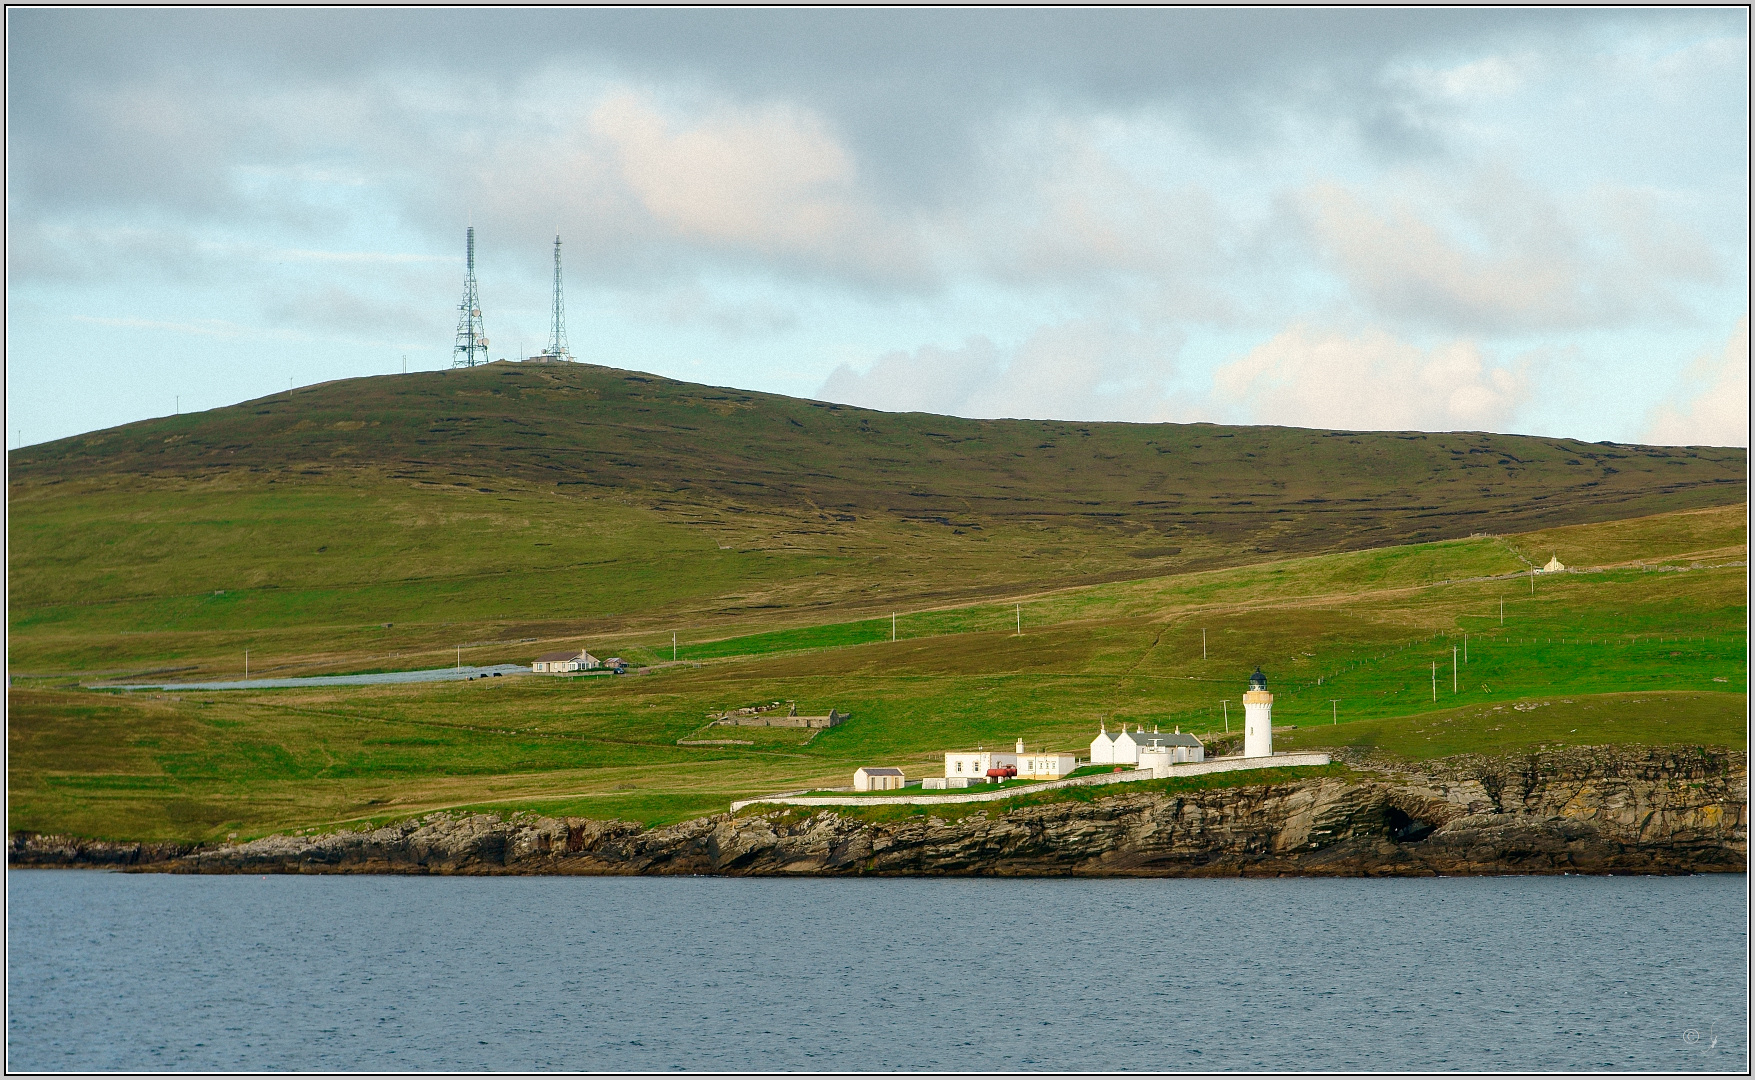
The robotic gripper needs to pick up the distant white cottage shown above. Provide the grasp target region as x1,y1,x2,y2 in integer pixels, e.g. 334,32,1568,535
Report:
532,649,600,674
1542,553,1565,573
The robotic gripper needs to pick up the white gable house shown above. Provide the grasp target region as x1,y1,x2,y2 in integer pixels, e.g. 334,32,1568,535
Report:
1112,726,1141,765
532,649,601,674
1091,721,1115,765
1101,723,1204,768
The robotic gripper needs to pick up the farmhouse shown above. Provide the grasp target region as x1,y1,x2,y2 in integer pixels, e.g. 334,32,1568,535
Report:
945,738,1077,782
1543,553,1566,572
1136,730,1205,772
854,766,906,791
945,745,1015,781
1097,723,1203,765
532,649,600,674
1017,751,1078,779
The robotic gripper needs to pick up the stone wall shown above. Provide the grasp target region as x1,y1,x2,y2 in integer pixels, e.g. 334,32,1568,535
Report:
715,708,847,729
729,752,1333,811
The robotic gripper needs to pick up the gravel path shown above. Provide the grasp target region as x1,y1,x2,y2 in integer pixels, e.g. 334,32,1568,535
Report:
110,664,534,691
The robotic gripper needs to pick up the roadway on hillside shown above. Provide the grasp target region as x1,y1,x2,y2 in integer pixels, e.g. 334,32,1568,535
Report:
109,664,532,691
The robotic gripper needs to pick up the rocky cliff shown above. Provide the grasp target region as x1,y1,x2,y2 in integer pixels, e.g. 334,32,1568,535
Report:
11,746,1746,876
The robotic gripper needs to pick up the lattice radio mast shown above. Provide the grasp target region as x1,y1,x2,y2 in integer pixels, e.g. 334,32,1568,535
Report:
452,227,488,367
546,234,571,360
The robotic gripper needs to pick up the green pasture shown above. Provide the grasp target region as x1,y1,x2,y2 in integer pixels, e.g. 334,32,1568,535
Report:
8,504,1745,844
9,363,1744,685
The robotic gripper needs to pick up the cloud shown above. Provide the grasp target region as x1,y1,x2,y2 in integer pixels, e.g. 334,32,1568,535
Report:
1300,171,1723,333
651,285,799,336
1643,319,1749,448
1212,325,1532,432
817,317,1184,421
3,9,1746,448
1402,54,1533,100
584,92,924,284
968,124,1228,287
260,285,440,341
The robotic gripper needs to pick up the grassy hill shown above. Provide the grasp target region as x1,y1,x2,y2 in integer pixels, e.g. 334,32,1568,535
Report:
7,361,1746,679
8,503,1745,842
5,362,1746,843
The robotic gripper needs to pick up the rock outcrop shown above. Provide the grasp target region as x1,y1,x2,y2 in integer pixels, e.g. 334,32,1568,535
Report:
11,746,1746,876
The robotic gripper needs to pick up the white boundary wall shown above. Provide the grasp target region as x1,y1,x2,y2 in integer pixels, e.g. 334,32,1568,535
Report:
729,752,1332,813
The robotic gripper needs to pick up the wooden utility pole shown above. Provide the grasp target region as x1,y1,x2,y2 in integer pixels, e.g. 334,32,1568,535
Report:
892,613,897,641
1452,646,1458,692
1221,700,1230,732
1016,604,1022,636
1202,628,1207,660
1330,699,1339,724
1431,661,1437,702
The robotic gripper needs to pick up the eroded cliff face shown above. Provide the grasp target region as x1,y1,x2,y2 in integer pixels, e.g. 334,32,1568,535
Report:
11,746,1746,877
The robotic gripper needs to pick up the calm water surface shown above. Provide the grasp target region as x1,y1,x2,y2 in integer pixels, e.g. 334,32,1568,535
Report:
7,872,1747,1072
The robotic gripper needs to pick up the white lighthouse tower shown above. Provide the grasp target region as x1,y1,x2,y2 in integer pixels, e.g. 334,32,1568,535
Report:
1243,667,1274,758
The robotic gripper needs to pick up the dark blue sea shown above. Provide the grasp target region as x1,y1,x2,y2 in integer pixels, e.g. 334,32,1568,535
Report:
6,872,1747,1072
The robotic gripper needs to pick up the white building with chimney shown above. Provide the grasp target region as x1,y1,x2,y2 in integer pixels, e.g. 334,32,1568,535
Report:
1136,730,1205,770
1094,723,1204,766
532,648,600,674
1091,720,1115,764
945,738,1076,782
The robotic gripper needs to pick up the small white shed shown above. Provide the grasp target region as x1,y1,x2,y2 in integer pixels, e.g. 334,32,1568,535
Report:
854,766,906,792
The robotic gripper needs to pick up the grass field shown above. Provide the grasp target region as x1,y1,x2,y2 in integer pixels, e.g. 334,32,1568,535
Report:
9,363,1744,682
9,503,1745,844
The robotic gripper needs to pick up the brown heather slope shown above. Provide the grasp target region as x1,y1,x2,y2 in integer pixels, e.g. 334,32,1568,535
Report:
11,361,1745,561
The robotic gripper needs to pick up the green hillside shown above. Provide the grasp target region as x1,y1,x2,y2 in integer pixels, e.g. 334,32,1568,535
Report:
8,504,1745,842
5,362,1746,843
7,362,1745,680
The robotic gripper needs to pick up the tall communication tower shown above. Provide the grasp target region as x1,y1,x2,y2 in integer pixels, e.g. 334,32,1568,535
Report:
452,227,488,367
546,234,571,360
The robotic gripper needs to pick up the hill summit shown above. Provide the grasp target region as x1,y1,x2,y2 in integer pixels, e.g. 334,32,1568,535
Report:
14,361,1744,563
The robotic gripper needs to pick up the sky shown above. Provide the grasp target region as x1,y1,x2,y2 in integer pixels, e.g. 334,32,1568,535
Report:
6,8,1749,448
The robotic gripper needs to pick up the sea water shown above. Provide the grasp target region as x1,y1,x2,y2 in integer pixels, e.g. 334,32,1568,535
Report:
6,872,1747,1072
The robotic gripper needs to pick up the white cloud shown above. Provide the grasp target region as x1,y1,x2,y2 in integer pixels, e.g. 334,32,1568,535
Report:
440,87,933,289
1395,53,1534,101
1212,324,1532,432
1300,171,1721,333
970,125,1223,280
817,317,1184,421
1643,318,1749,447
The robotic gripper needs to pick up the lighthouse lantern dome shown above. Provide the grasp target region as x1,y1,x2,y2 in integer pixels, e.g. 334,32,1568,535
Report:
1248,667,1267,691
